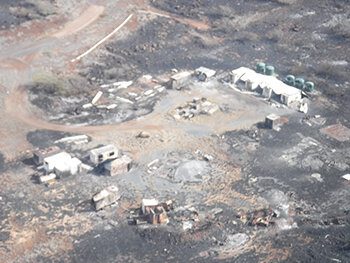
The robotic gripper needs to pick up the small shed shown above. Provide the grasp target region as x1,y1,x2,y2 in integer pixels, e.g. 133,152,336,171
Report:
89,144,119,165
195,67,216,81
33,146,61,165
170,71,192,90
104,155,132,176
265,114,287,130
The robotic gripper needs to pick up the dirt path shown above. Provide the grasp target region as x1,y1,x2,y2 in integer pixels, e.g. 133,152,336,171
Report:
54,5,105,38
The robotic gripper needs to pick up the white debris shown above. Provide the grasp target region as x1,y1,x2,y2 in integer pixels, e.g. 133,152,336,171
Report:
106,104,118,110
82,103,93,109
144,90,154,96
39,173,57,184
183,221,194,231
80,163,94,172
116,96,133,104
101,81,133,89
54,135,89,144
157,86,165,93
142,75,153,80
128,92,138,97
112,81,133,89
311,173,323,182
342,174,350,181
147,159,159,167
299,102,308,114
91,91,103,105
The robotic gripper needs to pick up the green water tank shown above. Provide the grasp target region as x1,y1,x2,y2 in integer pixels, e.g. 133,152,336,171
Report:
256,62,266,74
295,77,305,90
284,75,295,86
305,81,315,92
265,65,275,76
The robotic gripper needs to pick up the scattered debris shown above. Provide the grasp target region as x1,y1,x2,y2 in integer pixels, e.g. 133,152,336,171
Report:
89,145,119,165
92,186,121,211
239,208,277,227
174,98,219,120
225,233,249,248
136,131,151,139
311,173,323,182
104,155,132,176
183,221,194,231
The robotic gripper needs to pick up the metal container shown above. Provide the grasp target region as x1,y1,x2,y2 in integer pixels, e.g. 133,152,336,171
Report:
304,81,315,92
284,75,295,86
256,62,266,74
295,77,305,90
265,65,275,76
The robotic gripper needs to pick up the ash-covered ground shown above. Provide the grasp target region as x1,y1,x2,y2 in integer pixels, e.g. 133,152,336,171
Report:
0,0,350,262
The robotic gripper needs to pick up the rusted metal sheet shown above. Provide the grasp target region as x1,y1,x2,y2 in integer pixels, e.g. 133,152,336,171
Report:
321,124,350,142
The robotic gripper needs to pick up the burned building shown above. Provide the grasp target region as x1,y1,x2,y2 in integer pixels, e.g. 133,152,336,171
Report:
170,71,192,90
141,199,169,225
92,186,121,211
33,146,61,165
265,114,288,131
89,144,119,165
104,155,132,176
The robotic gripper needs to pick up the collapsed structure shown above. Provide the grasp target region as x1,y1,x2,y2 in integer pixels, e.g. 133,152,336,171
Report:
92,186,121,211
129,199,172,225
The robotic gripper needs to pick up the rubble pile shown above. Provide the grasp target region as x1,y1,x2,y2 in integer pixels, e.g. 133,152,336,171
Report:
174,98,219,120
128,199,173,225
238,208,277,227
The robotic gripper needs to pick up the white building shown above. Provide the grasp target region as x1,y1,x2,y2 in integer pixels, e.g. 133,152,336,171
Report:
43,152,82,177
230,67,302,106
89,144,119,165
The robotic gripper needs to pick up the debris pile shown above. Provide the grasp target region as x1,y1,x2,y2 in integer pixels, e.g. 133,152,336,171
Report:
238,208,277,227
92,186,121,211
174,98,219,120
128,199,173,225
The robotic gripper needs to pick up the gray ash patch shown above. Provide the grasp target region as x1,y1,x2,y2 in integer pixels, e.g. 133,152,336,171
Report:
0,0,56,30
85,17,233,82
26,129,78,148
0,152,5,173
